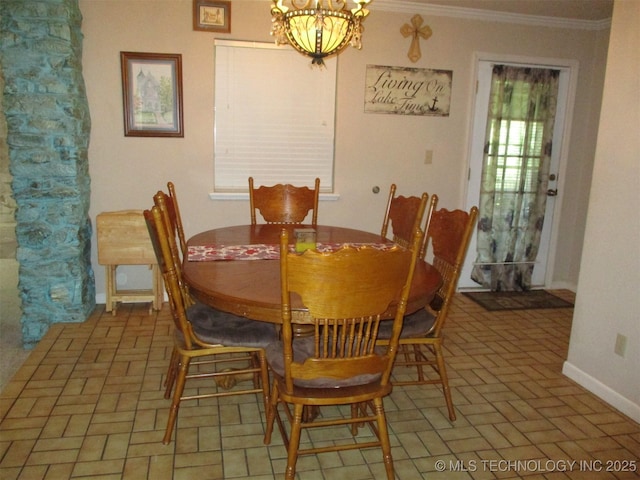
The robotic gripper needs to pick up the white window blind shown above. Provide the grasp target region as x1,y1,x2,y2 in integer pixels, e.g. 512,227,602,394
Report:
214,39,337,192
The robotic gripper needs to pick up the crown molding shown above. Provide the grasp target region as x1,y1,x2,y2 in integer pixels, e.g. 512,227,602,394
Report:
373,1,611,31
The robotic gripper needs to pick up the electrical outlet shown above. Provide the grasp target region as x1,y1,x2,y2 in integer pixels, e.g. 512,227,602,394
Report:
424,150,433,165
614,334,627,357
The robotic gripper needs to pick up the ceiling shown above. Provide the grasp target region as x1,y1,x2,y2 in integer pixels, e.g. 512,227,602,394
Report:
409,0,614,21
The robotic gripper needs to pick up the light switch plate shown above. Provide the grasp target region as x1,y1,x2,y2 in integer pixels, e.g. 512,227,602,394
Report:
614,334,627,357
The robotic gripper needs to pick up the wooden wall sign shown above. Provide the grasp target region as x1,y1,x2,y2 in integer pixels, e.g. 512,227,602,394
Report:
364,65,452,116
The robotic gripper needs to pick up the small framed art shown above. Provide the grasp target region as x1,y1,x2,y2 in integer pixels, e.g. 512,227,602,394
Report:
120,52,184,137
194,0,231,33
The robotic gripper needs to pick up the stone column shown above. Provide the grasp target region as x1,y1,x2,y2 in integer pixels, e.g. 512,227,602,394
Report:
0,0,95,347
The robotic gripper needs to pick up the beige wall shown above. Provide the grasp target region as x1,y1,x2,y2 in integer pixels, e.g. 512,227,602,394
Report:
80,1,609,295
564,0,640,422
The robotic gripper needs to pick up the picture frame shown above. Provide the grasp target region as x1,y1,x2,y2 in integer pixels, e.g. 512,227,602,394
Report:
193,0,231,33
120,52,184,137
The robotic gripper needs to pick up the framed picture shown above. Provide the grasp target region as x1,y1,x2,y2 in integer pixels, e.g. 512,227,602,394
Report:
193,0,231,33
120,52,184,137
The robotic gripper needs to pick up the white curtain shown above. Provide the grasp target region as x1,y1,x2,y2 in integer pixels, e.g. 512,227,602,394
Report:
471,65,560,291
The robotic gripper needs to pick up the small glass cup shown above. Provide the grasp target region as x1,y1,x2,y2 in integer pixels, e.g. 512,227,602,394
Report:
294,228,316,253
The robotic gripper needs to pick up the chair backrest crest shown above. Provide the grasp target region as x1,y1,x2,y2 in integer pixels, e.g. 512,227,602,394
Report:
287,246,411,319
249,177,320,225
381,184,428,249
431,208,475,265
154,191,182,265
153,191,193,305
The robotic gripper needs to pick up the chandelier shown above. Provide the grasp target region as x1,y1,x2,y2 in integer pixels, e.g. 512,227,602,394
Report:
270,0,371,66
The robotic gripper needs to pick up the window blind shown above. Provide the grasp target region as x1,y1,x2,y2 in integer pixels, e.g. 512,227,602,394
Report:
214,40,337,192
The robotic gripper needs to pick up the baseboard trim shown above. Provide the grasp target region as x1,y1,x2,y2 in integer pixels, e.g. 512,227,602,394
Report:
562,361,640,423
548,281,577,291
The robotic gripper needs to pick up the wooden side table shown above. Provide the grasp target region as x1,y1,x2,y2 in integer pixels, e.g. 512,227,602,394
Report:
97,210,163,315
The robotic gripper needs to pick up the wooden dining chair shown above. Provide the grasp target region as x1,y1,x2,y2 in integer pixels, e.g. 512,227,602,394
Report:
381,183,429,249
379,196,478,421
144,205,277,444
249,177,320,225
150,194,193,403
263,227,423,480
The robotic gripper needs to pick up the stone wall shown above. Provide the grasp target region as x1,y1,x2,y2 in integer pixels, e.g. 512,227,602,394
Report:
1,73,16,230
0,0,95,346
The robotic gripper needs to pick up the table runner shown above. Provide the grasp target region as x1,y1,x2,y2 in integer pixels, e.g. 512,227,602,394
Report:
187,243,394,262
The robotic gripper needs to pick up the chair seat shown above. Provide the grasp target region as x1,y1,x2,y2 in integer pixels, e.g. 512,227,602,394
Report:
378,308,437,339
266,337,383,388
187,302,278,347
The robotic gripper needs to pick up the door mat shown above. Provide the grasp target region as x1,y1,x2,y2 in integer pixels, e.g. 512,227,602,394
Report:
463,290,573,311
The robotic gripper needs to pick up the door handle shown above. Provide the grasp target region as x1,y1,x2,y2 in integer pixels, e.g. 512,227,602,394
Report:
547,189,558,197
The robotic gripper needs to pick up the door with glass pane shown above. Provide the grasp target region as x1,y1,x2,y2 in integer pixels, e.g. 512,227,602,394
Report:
459,59,572,290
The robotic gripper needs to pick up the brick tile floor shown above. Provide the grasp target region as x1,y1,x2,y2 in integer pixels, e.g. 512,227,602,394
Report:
1,292,638,479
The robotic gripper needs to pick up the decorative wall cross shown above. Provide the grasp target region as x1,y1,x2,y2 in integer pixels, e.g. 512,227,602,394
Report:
401,14,432,63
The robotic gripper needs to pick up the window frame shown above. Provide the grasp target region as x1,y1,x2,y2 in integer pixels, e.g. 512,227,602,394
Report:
211,39,338,198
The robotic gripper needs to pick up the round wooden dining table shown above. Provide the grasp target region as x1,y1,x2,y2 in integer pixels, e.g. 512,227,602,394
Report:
183,224,442,324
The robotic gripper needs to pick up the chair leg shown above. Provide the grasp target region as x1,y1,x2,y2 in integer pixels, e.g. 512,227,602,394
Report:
434,342,456,421
250,352,261,389
414,344,426,382
163,355,190,444
400,344,412,365
164,347,179,398
263,380,279,445
257,351,270,416
285,403,305,480
372,397,395,480
350,403,359,435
